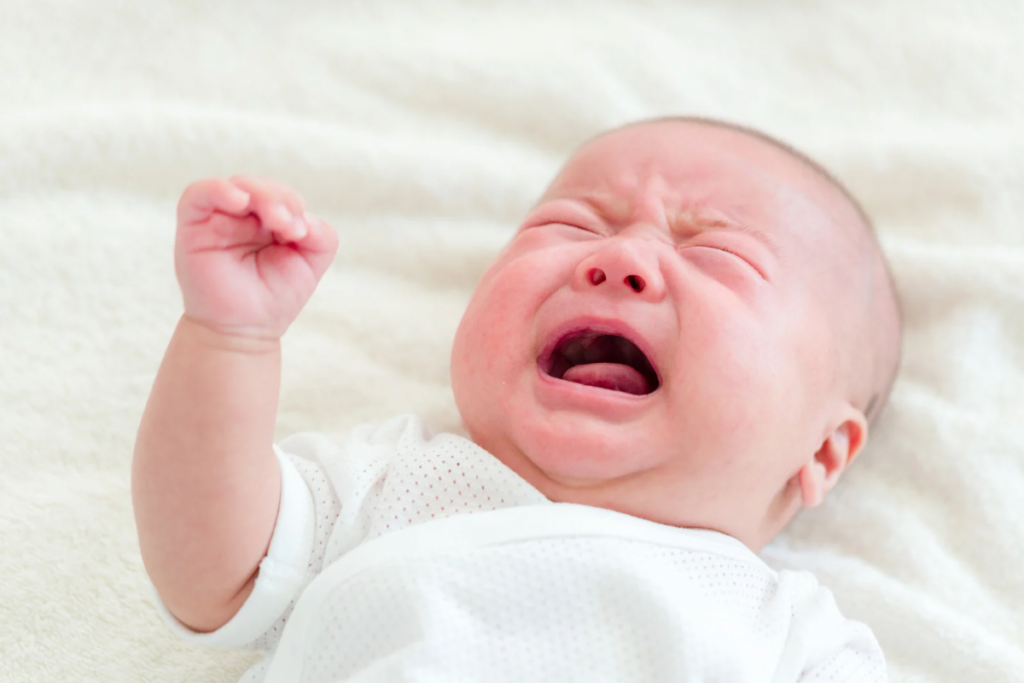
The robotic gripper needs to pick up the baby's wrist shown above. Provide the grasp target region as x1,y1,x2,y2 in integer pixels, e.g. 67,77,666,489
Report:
178,315,282,355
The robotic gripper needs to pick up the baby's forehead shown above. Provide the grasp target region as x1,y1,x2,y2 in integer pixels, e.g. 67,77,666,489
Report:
546,121,862,250
574,122,839,199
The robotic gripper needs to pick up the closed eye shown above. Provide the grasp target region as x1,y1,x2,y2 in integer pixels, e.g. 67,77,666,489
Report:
522,219,602,237
680,245,768,281
520,201,605,236
553,221,596,232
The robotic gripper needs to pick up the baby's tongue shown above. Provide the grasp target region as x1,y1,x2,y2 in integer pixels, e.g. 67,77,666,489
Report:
562,362,649,395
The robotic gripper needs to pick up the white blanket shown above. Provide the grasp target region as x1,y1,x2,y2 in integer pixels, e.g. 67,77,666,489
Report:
1,2,1022,681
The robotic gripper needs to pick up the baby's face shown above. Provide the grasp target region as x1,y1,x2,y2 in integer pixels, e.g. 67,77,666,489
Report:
451,121,867,549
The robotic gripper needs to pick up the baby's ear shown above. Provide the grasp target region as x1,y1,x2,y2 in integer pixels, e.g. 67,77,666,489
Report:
798,408,868,508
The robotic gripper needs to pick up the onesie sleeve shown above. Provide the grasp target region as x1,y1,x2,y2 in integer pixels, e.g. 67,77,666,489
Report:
152,444,340,651
774,571,887,682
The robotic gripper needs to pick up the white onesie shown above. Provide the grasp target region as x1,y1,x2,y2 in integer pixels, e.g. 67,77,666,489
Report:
154,414,886,682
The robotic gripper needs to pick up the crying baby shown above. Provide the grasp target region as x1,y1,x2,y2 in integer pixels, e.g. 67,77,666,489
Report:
133,117,900,682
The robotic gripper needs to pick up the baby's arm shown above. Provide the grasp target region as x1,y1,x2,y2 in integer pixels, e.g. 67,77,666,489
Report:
132,177,338,633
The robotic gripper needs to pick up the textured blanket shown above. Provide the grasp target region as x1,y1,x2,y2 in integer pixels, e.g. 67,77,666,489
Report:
2,2,1022,681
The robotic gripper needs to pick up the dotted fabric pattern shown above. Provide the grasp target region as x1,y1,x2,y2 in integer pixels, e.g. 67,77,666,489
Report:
302,538,785,682
291,536,883,683
239,415,548,654
223,415,883,682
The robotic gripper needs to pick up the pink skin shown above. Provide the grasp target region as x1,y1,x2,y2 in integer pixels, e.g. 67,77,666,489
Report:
450,122,868,551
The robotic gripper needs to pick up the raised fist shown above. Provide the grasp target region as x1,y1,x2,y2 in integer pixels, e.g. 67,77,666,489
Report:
174,176,339,340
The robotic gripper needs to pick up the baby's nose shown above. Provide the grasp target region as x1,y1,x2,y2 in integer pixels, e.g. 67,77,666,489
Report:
574,239,666,302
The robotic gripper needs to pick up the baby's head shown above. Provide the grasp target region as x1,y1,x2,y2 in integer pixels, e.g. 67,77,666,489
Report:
450,118,901,550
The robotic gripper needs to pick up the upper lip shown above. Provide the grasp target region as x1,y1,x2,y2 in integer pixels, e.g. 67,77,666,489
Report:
537,316,662,392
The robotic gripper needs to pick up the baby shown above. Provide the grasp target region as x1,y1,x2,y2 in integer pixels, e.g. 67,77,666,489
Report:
133,117,901,682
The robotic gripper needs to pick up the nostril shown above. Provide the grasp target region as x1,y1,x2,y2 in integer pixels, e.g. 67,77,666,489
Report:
589,268,607,285
626,275,645,292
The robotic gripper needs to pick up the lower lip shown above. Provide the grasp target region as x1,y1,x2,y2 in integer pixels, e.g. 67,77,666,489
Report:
534,365,653,421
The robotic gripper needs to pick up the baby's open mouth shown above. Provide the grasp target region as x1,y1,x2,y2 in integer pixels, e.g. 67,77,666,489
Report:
541,331,660,396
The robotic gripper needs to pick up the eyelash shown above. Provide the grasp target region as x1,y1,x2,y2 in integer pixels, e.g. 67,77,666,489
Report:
541,220,600,235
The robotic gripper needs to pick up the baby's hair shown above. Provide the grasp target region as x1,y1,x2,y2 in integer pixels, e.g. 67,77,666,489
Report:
600,116,904,426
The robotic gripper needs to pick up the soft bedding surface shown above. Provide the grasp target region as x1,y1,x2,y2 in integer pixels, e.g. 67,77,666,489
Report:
1,2,1022,681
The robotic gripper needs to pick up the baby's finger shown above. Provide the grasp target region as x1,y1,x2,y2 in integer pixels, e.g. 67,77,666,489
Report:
263,203,309,243
227,176,306,218
228,176,308,242
177,178,251,225
292,212,338,254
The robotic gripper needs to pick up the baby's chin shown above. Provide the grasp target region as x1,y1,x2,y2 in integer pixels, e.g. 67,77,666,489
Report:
501,412,664,489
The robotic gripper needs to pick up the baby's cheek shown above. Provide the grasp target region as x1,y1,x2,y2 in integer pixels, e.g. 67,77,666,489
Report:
454,267,537,384
675,300,782,418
